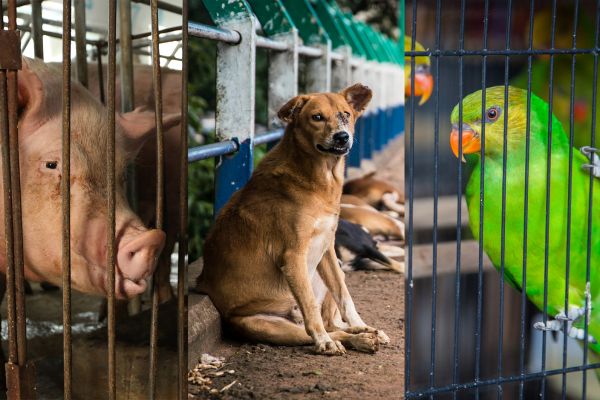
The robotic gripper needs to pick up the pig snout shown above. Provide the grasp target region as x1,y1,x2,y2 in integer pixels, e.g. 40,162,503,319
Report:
117,229,166,298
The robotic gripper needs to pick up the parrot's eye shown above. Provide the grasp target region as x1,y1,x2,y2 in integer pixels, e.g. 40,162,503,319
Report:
486,106,501,122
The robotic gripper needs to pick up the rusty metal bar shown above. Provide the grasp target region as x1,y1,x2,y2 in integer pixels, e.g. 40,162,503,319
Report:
30,0,43,58
0,0,31,9
131,25,181,41
96,42,105,104
6,0,27,373
106,0,117,398
131,33,182,49
132,0,181,15
61,0,72,397
119,0,134,112
1,0,35,397
74,0,88,87
178,3,188,397
0,2,18,372
148,0,164,398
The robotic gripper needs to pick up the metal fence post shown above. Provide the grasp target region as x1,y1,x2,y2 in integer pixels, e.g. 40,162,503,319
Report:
204,3,256,215
74,0,88,87
267,30,299,136
348,57,365,167
30,0,43,59
332,45,351,92
305,42,331,93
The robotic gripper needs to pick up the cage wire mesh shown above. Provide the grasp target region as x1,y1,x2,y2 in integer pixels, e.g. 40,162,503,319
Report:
0,0,187,398
406,0,600,398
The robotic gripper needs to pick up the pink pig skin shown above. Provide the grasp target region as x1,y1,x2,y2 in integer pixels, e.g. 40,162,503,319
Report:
0,58,180,300
86,63,183,303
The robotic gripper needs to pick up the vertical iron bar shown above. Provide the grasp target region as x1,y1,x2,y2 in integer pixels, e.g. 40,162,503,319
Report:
452,1,466,398
475,1,490,398
581,1,599,399
178,3,188,398
149,0,164,397
429,0,441,396
30,0,43,59
62,0,73,397
498,1,513,398
7,0,27,371
74,0,88,87
96,42,105,105
519,0,535,398
541,1,558,397
405,0,417,393
0,0,18,369
119,0,135,113
107,0,118,398
562,2,580,398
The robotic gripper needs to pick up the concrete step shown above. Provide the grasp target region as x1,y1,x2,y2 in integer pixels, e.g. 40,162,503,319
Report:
187,259,222,368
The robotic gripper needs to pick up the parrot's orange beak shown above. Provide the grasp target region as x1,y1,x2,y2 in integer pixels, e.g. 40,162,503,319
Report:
450,124,481,162
406,66,433,105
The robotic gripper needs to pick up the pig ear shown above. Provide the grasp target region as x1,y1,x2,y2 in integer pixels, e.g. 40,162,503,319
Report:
277,95,311,124
117,107,181,154
340,83,372,117
17,58,45,122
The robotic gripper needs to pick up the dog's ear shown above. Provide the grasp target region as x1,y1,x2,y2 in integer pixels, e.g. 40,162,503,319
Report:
341,84,372,117
277,95,311,123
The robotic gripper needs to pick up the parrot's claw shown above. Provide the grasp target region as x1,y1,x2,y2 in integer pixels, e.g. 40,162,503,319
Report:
533,297,596,344
566,327,597,344
580,146,600,178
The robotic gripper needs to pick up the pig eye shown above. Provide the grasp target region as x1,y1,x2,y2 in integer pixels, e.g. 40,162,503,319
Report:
45,161,58,170
312,113,324,122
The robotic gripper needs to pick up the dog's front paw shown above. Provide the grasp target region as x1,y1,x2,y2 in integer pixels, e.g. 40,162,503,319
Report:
376,330,390,345
348,332,380,353
315,337,346,356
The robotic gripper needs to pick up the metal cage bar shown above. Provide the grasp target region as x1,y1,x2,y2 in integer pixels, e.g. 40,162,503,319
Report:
106,0,117,398
61,1,72,398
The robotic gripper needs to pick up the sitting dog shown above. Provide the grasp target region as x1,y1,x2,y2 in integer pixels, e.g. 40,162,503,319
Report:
197,84,388,355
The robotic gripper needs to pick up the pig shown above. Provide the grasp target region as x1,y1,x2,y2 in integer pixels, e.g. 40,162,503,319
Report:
0,57,179,299
86,63,183,303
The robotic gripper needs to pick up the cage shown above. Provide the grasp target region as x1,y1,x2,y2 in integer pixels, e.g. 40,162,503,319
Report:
0,0,187,398
406,0,599,398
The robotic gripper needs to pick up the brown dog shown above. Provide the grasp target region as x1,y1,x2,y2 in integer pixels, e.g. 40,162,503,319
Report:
340,204,405,240
197,84,389,355
343,172,405,215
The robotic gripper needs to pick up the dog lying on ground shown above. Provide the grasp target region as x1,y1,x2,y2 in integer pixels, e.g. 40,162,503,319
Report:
335,220,404,273
343,172,405,215
340,204,405,240
197,84,389,355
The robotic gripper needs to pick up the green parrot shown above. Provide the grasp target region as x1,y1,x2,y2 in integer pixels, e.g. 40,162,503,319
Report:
405,37,433,105
450,86,600,355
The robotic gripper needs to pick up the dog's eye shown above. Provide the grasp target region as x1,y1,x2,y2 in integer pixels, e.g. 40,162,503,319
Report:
45,161,58,170
344,111,351,118
312,114,324,122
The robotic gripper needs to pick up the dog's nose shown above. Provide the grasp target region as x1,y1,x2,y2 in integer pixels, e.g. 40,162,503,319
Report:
333,131,350,145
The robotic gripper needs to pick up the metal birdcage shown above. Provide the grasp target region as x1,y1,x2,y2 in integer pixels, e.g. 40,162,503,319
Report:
406,0,599,398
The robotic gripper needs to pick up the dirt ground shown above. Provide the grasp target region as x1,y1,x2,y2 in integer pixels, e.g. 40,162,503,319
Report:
188,269,404,400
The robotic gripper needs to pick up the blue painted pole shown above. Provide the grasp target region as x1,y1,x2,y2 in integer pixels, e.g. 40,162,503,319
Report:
214,138,253,214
